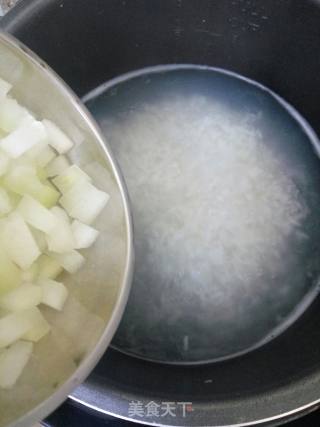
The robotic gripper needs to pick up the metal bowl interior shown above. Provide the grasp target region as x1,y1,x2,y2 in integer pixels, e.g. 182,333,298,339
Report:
0,32,133,427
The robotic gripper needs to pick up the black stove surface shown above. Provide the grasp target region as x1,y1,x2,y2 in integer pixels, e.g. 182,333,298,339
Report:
43,400,319,427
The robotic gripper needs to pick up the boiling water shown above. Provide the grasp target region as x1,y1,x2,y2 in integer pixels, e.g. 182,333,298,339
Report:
85,65,320,364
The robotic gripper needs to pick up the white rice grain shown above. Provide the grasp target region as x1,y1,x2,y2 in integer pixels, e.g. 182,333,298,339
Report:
103,95,307,294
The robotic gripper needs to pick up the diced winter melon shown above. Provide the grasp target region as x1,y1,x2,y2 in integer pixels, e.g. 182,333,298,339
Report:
46,155,70,177
50,250,85,274
0,284,42,311
0,247,21,296
0,313,28,348
42,119,73,153
26,144,56,168
50,206,70,223
4,164,60,207
46,207,75,253
6,190,21,209
71,220,99,249
0,86,111,386
18,195,57,233
38,182,58,205
0,120,47,158
4,164,39,194
0,84,113,388
21,262,39,282
52,164,91,194
39,279,68,311
22,307,51,342
37,254,63,280
0,341,33,389
37,146,56,167
36,166,48,181
0,307,47,348
60,181,109,224
1,212,41,269
0,97,33,132
31,228,47,253
0,77,12,99
21,140,45,160
0,188,12,216
0,150,9,176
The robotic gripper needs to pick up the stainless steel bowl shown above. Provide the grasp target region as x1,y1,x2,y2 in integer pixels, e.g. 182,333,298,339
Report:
0,31,134,427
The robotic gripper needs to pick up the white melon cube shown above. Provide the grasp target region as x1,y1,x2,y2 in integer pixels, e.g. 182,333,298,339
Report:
0,97,33,132
18,195,57,233
46,155,70,177
0,284,42,311
50,206,70,223
22,308,51,342
0,150,9,176
71,220,99,249
42,119,73,153
37,254,63,280
25,143,56,168
31,228,47,253
0,247,21,296
46,207,75,253
2,212,41,270
0,119,47,158
60,181,109,224
0,341,33,389
52,164,91,194
50,250,85,274
0,307,48,348
0,188,12,216
4,164,60,208
21,262,39,282
39,279,68,311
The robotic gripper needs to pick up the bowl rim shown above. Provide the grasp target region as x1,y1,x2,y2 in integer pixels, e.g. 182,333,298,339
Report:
0,30,134,427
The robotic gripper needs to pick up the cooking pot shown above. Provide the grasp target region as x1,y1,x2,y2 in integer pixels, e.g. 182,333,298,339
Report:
2,0,320,425
0,29,133,427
